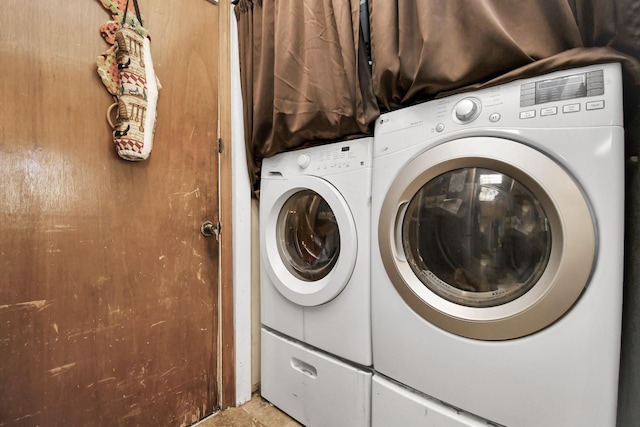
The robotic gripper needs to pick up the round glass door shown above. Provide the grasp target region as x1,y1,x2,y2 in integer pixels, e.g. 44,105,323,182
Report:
403,168,552,308
378,137,595,340
261,175,358,307
277,190,341,282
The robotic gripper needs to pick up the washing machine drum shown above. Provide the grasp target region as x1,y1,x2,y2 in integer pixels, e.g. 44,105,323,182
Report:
262,175,358,307
378,137,596,340
277,190,341,282
403,167,552,309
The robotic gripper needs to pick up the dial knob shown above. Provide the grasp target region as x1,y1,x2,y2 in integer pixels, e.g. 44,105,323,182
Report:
297,154,311,169
454,98,481,123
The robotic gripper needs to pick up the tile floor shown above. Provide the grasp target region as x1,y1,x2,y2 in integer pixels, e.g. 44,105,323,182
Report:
195,393,301,427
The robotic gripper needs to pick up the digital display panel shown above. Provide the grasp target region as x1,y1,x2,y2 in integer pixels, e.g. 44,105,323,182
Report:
535,74,586,104
520,70,604,107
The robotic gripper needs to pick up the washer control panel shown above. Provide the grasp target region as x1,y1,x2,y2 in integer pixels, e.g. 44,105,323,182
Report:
312,142,369,172
262,137,373,178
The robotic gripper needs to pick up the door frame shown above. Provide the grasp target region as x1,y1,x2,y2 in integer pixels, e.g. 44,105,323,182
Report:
218,0,236,409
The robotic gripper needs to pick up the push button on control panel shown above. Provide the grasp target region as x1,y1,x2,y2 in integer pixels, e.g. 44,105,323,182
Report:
586,100,605,111
519,110,536,119
540,107,558,117
519,98,607,121
562,103,581,113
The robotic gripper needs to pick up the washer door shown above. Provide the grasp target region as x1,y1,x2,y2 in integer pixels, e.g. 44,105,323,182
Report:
379,137,595,340
262,175,357,306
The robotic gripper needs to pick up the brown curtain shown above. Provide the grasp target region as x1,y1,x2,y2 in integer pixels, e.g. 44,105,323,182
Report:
369,0,640,112
569,0,640,51
234,0,379,194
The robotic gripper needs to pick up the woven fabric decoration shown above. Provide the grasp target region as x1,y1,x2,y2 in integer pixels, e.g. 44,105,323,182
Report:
98,0,159,161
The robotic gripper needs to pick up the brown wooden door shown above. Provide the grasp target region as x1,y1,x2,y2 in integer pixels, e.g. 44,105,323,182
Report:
0,1,221,425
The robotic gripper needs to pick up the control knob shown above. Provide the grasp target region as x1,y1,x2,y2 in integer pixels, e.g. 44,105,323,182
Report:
453,97,481,123
297,154,311,169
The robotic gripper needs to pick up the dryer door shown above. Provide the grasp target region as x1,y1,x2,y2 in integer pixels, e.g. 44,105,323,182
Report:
378,137,595,340
262,175,357,306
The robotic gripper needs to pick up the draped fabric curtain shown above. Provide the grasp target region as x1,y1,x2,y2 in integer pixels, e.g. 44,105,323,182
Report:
234,0,379,194
368,0,640,112
235,0,640,193
569,0,640,51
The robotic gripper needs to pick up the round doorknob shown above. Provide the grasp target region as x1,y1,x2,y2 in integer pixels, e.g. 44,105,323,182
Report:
201,221,220,238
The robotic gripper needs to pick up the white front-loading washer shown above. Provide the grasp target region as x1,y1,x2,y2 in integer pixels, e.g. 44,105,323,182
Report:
371,63,625,427
260,137,373,426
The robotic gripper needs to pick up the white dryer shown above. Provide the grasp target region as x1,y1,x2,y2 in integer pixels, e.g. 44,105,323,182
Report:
371,63,625,427
260,138,373,426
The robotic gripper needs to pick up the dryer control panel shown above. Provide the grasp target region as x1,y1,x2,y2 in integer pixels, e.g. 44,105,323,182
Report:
373,63,624,158
513,67,619,123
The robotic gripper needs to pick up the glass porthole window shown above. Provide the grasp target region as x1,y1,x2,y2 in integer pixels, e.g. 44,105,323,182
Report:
402,168,552,307
277,190,341,281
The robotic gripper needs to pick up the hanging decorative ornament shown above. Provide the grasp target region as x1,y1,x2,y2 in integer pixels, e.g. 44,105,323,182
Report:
96,0,160,161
